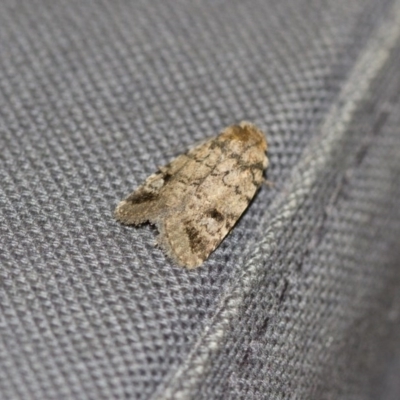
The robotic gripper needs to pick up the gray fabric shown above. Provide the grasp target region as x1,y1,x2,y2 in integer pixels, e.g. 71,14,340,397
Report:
1,0,400,399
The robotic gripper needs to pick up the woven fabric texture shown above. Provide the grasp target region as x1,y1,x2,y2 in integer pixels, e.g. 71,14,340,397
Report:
1,1,400,399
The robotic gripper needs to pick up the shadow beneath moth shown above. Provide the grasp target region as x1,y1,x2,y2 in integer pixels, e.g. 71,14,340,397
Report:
115,121,269,268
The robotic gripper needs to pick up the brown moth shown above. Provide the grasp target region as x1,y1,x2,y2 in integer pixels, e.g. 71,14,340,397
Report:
115,121,268,268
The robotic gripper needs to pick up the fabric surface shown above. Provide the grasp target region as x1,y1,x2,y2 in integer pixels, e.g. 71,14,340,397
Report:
1,0,400,399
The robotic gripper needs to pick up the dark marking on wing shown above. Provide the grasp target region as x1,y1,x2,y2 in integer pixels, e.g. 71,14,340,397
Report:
185,224,205,255
162,172,173,183
208,209,224,222
126,191,158,204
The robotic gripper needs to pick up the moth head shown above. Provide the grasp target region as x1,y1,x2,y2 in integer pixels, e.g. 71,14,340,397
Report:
221,121,268,153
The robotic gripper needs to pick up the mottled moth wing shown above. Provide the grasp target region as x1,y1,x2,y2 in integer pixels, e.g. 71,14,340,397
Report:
114,151,192,224
115,121,268,268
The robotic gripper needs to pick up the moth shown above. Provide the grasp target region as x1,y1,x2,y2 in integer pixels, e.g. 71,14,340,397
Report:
115,121,268,268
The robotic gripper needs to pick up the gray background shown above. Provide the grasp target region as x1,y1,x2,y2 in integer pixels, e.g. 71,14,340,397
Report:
1,0,400,399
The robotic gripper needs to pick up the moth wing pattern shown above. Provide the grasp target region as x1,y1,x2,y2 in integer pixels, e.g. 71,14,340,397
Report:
115,121,268,268
115,137,224,225
114,151,191,225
